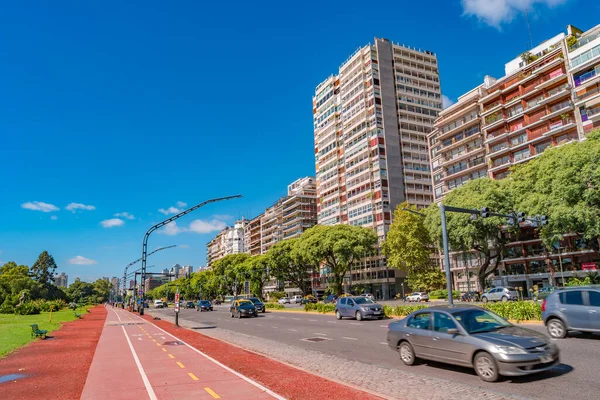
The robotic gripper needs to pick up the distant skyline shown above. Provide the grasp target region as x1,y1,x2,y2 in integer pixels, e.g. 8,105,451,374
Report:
1,0,598,281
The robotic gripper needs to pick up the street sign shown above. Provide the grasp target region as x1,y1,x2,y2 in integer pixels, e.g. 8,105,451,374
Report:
582,262,597,271
174,293,180,312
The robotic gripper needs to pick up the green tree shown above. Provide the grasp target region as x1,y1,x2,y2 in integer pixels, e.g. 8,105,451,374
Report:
243,255,270,300
30,251,58,286
382,202,433,272
65,280,94,303
296,225,378,295
93,279,113,302
268,239,312,296
424,178,513,291
190,270,220,299
406,266,446,292
0,262,40,308
211,253,250,295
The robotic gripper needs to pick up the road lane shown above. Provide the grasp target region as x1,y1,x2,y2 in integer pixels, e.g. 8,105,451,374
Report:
152,306,600,400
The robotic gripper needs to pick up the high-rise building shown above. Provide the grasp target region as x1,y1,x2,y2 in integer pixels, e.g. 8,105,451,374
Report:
281,177,318,241
54,272,68,287
111,276,119,290
129,279,135,289
206,218,248,267
180,265,193,277
313,38,441,298
245,214,263,256
427,24,600,292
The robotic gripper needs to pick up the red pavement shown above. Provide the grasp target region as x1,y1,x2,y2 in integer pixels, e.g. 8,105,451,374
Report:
82,307,281,400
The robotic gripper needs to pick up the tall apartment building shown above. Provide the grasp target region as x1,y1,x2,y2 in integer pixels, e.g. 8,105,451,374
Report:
206,218,248,267
245,214,263,255
281,177,318,241
54,272,68,288
428,24,600,292
314,38,441,299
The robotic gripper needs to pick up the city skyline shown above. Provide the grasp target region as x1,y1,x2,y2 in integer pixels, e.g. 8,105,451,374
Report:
2,1,599,281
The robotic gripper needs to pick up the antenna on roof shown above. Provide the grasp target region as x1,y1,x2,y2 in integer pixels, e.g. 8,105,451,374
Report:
525,8,534,49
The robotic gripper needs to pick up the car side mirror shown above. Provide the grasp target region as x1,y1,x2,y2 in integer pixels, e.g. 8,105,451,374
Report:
447,328,459,335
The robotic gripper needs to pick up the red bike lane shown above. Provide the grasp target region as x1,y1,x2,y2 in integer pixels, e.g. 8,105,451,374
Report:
82,307,280,400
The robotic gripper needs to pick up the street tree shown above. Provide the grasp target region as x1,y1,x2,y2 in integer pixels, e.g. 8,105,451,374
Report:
93,278,113,302
267,239,312,296
30,250,58,286
296,225,378,295
406,266,446,292
243,255,271,300
211,253,250,296
424,178,513,291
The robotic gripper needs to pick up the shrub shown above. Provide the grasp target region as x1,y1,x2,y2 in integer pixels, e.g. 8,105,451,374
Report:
264,303,285,310
304,303,335,313
0,303,15,314
383,305,429,317
14,301,41,315
269,291,286,301
482,301,541,322
429,290,460,300
304,303,318,312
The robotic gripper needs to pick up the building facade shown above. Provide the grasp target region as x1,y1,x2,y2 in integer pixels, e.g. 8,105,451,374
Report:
313,38,442,299
428,24,600,292
54,272,68,288
206,218,248,267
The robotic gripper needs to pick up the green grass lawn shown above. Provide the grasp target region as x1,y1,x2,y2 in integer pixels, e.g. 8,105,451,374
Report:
0,307,91,358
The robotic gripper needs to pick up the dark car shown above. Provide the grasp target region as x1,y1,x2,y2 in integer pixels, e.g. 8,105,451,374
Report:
185,301,195,309
230,300,257,318
248,297,265,313
323,295,338,304
335,296,384,320
197,300,213,312
387,306,559,382
301,295,318,305
542,286,600,338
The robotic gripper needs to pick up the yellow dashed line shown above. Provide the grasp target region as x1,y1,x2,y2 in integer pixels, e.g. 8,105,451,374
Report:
156,343,161,347
176,361,185,369
152,339,157,342
188,373,199,381
162,348,167,352
204,387,221,398
168,354,175,359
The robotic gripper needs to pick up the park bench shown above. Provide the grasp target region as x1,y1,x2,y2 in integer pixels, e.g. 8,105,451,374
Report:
74,311,82,319
30,324,47,339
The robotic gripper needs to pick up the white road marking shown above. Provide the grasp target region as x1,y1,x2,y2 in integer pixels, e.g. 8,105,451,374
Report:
272,326,279,329
380,325,388,328
380,342,388,345
138,337,142,340
349,323,363,326
292,318,300,320
125,311,285,400
327,321,337,324
257,324,263,327
288,329,298,332
278,317,285,319
308,319,318,322
342,337,358,340
314,333,327,336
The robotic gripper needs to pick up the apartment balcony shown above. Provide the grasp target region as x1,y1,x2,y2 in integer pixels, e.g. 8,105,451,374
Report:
481,100,503,117
442,158,486,181
585,105,600,122
569,45,600,74
484,129,511,144
440,130,483,152
540,101,573,121
540,83,571,106
442,146,486,164
488,159,512,173
531,57,565,76
574,85,600,106
534,73,568,92
487,143,511,159
483,113,507,131
503,94,523,109
479,87,502,104
574,65,600,88
543,120,577,137
436,114,479,141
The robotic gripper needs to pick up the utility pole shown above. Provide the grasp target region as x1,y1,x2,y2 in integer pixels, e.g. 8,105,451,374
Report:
525,8,534,49
439,204,454,306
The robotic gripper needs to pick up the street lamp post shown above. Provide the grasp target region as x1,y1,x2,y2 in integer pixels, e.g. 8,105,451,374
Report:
138,195,241,315
439,203,454,306
122,245,177,300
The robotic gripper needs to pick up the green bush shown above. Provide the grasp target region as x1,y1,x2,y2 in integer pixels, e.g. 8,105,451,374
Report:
14,301,41,315
264,303,285,310
304,303,336,313
0,303,15,314
31,299,67,312
383,304,429,317
482,301,541,322
304,303,317,312
429,290,461,299
269,291,286,301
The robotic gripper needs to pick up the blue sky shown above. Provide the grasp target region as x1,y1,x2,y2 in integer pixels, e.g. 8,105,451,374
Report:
1,0,598,282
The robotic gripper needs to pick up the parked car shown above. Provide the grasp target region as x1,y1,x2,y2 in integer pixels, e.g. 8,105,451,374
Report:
185,301,195,309
323,295,338,304
542,286,600,338
290,295,303,304
230,299,258,318
278,297,290,304
335,296,384,320
361,293,375,301
387,306,559,382
301,295,318,304
461,291,480,302
405,292,429,302
197,300,213,312
481,287,519,303
248,297,265,313
153,300,165,308
537,286,558,300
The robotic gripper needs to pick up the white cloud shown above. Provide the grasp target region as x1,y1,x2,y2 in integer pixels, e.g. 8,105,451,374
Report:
158,219,227,236
442,95,455,109
461,0,568,28
50,215,58,221
101,218,125,228
176,201,187,208
66,202,96,212
69,255,98,265
189,219,227,234
158,206,182,215
21,201,59,212
114,212,135,220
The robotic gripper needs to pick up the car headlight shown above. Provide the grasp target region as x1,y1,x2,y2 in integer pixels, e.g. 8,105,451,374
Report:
491,345,527,355
361,307,370,311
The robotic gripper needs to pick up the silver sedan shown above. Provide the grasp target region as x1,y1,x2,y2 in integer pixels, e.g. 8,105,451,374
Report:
387,306,559,382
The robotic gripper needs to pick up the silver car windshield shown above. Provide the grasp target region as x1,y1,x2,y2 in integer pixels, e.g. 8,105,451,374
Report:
452,309,511,334
353,297,374,304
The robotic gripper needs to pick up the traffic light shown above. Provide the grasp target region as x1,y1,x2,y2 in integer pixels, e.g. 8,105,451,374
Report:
480,207,490,218
517,211,526,223
539,215,548,225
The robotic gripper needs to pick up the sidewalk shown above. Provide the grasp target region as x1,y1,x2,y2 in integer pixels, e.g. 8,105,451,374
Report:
82,307,281,400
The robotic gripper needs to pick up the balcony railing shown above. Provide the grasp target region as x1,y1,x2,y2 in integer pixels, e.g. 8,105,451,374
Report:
548,100,572,113
574,66,600,87
570,43,600,69
482,100,503,114
575,85,600,103
569,31,600,52
445,158,485,177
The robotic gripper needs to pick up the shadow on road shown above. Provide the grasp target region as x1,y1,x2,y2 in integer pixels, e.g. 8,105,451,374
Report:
566,331,600,340
191,326,217,330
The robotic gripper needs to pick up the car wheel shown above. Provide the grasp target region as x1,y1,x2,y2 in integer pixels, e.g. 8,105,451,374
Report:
399,342,416,366
230,312,234,318
474,352,500,382
547,318,567,338
335,310,342,320
237,311,241,319
482,296,488,303
501,296,508,303
355,311,363,321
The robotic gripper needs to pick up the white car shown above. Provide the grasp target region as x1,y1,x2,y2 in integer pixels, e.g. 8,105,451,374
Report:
153,299,164,308
278,297,290,304
405,292,429,302
290,295,303,304
362,293,375,301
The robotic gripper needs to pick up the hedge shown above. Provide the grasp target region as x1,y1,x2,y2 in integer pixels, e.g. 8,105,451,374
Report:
265,303,285,310
428,290,461,299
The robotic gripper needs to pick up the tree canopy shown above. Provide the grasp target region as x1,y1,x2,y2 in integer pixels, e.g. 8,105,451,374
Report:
30,251,58,287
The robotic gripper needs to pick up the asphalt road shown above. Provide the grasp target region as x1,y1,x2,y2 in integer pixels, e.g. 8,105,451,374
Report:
152,306,600,400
